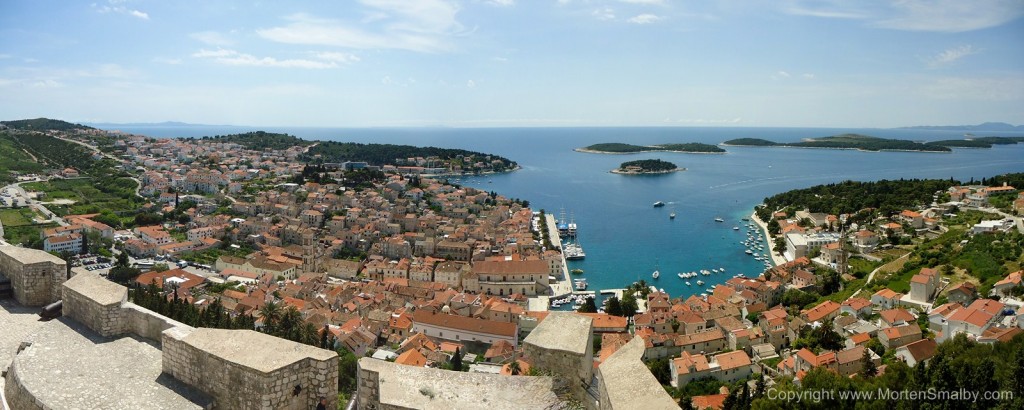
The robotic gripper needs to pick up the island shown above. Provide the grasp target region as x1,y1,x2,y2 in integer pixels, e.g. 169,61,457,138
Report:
722,134,952,152
925,136,1024,148
611,159,682,175
576,142,725,154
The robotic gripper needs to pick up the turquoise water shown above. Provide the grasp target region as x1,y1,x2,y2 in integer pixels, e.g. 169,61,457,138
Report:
112,125,1024,300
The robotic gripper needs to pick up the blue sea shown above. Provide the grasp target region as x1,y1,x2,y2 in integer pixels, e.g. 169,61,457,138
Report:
110,125,1024,301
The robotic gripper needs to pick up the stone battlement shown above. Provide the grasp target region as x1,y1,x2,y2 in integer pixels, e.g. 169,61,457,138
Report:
4,271,339,410
163,328,339,410
0,246,66,307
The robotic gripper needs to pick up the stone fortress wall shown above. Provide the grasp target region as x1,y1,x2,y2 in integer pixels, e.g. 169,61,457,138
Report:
0,245,67,307
355,311,677,410
521,312,595,404
162,328,338,410
2,254,339,410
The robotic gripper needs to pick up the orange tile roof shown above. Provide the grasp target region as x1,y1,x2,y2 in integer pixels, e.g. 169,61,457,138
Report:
394,349,427,367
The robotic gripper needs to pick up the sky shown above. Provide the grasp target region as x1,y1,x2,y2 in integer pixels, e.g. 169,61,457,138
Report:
1,0,1023,128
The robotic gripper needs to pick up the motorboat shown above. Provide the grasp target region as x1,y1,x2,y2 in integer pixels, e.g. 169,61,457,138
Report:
652,270,660,279
653,201,665,207
714,217,724,222
696,280,704,286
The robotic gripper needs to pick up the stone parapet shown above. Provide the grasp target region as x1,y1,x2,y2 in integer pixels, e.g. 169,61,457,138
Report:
3,354,44,410
162,328,338,410
595,337,677,410
0,246,66,307
62,271,128,337
356,357,564,410
522,312,595,406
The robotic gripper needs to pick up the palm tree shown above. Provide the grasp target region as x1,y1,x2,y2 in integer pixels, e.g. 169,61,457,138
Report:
279,306,303,340
508,360,521,376
259,301,281,335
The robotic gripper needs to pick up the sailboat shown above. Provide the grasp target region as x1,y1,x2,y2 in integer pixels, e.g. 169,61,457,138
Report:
652,259,660,279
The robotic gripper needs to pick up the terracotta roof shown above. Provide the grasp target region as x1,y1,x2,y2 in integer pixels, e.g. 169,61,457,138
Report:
898,339,937,362
872,288,902,299
412,310,517,337
836,345,865,365
691,394,728,410
802,300,840,322
842,297,871,311
880,309,916,326
394,349,427,367
714,350,751,371
673,351,710,375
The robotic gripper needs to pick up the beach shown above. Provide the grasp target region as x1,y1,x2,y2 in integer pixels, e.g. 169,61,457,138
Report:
750,211,789,266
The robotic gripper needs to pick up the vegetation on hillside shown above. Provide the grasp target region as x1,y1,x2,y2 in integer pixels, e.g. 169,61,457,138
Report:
722,138,778,146
927,137,1024,148
747,333,1024,410
190,131,313,151
617,159,678,172
724,134,952,152
303,141,518,172
756,179,958,224
1,118,92,132
581,142,724,153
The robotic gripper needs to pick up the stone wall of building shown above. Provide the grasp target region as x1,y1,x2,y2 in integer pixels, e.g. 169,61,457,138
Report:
595,337,677,410
0,245,67,307
162,327,339,410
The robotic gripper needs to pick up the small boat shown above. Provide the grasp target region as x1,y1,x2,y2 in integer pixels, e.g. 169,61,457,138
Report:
685,281,691,286
571,268,584,275
669,213,676,219
652,270,660,279
653,201,666,207
696,280,704,286
714,217,724,222
573,278,588,291
745,249,753,254
733,226,740,230
741,218,749,221
677,272,686,279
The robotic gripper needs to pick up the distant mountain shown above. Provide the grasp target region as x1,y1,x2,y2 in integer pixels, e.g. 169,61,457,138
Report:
900,122,1024,132
82,121,237,127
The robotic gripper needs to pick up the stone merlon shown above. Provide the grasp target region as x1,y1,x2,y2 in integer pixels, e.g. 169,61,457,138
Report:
596,337,678,410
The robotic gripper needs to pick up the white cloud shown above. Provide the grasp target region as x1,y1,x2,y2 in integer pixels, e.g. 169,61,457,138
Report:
466,79,476,88
781,0,1024,32
874,0,1024,32
190,31,234,46
258,1,464,53
315,52,361,64
592,8,616,21
486,0,515,6
192,48,356,69
93,0,149,20
928,45,978,68
627,14,662,24
802,73,815,79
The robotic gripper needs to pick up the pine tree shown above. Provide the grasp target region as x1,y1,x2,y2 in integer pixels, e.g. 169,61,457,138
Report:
451,347,463,372
861,347,877,377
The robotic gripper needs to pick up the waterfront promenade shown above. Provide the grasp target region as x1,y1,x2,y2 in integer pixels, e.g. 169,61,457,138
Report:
750,211,788,266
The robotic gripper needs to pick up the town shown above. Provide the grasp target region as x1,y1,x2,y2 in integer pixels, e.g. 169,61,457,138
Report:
2,120,1024,409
